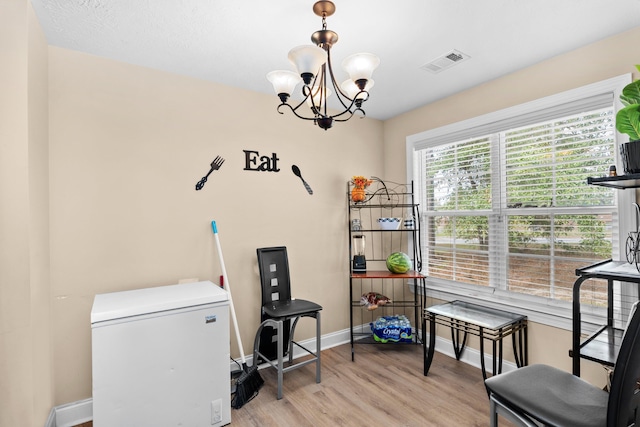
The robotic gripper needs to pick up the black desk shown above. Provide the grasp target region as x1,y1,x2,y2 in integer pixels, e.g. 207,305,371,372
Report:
423,300,528,380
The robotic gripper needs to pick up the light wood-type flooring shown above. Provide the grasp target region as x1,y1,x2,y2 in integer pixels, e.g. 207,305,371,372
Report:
76,342,516,427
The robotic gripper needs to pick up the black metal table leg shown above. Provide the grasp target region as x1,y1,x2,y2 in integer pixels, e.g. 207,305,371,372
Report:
479,326,488,381
524,324,528,366
512,329,522,367
424,312,436,376
451,320,468,360
511,323,528,368
497,331,504,375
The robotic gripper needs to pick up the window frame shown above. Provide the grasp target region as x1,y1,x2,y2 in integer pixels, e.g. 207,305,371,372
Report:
406,74,634,331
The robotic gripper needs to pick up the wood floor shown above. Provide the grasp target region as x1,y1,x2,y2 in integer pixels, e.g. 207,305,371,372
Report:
231,343,514,427
75,342,515,427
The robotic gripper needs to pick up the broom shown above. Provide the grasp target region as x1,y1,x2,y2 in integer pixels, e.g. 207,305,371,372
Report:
211,220,264,409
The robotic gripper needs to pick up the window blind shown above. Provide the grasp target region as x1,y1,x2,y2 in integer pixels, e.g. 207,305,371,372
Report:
500,107,616,303
416,102,618,306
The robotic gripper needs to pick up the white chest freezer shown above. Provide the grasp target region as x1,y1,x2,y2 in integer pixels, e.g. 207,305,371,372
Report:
91,281,231,426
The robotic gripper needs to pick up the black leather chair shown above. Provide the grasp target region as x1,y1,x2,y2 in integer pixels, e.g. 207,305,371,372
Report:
484,305,640,426
252,246,322,400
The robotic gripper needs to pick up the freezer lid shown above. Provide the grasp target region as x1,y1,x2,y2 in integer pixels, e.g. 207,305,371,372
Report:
91,281,228,324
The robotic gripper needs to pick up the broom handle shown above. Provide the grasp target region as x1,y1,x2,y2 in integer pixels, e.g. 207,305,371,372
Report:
211,220,248,366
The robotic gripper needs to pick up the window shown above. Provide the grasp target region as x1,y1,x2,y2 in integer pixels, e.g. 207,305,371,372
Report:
408,76,634,324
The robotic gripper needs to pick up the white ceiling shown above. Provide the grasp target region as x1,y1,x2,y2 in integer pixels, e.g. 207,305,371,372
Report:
30,0,640,121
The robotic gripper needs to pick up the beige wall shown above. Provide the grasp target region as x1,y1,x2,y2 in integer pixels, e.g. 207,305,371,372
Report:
0,0,52,426
28,1,53,422
48,47,384,404
2,4,638,421
386,26,640,387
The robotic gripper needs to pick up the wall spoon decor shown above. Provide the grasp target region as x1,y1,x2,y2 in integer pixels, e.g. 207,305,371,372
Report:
292,165,313,195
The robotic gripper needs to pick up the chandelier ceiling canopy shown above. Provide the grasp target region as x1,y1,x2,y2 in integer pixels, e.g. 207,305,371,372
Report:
267,1,380,130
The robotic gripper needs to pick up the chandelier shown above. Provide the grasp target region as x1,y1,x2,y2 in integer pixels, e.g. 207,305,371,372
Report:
266,1,380,131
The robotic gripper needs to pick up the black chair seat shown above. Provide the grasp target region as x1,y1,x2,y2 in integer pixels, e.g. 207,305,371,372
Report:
263,299,323,319
485,304,640,427
485,364,608,427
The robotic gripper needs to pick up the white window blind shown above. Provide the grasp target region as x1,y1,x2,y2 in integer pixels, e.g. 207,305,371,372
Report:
501,108,616,305
409,75,633,313
422,135,494,287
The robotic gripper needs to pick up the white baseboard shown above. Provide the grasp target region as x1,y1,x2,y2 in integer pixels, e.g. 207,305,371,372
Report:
45,326,509,427
428,334,519,374
44,409,55,427
234,324,352,370
45,397,92,427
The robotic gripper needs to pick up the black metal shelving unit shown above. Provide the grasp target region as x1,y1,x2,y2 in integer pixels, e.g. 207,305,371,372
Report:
571,260,640,376
571,174,640,375
347,180,426,361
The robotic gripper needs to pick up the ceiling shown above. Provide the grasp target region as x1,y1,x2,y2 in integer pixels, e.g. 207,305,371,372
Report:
30,0,640,121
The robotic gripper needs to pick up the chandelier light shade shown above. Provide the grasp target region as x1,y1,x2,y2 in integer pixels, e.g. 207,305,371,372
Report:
342,53,380,84
306,85,331,107
288,45,327,82
267,1,379,130
266,71,302,102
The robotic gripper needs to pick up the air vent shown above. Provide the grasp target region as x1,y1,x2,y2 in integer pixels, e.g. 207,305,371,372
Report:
420,49,470,74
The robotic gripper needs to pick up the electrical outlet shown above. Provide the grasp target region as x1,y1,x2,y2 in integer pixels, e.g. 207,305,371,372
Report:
211,399,222,424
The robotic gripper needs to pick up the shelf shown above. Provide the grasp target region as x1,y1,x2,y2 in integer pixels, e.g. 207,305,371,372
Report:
351,300,420,308
350,203,418,209
572,181,640,375
571,258,640,375
351,334,422,345
350,270,425,279
575,259,640,283
577,325,624,367
347,180,426,361
352,229,416,232
587,173,640,189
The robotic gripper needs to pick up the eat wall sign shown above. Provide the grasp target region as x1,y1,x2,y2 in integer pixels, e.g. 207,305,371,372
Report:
243,149,280,172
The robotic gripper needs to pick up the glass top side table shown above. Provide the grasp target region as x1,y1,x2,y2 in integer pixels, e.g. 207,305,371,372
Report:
423,300,528,382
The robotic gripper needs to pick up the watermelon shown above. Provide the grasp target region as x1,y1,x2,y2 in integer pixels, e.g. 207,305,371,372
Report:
386,252,412,273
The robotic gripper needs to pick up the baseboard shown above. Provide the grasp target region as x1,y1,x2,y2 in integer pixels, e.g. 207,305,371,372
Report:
235,324,352,370
44,409,56,427
45,325,508,427
45,397,92,427
429,334,519,373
